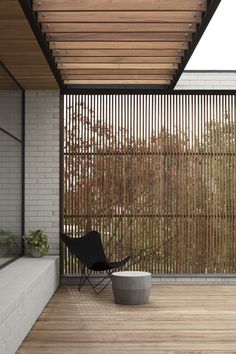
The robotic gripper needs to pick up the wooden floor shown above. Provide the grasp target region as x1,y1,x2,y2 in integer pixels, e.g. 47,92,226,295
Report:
17,284,236,354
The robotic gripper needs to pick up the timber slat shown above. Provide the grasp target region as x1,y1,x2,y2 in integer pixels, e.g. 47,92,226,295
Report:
38,11,203,24
63,80,171,84
50,42,189,50
61,75,173,80
57,63,178,70
34,0,207,85
33,0,207,11
52,49,185,57
61,94,236,270
42,23,197,33
55,57,181,64
60,69,176,75
47,32,192,42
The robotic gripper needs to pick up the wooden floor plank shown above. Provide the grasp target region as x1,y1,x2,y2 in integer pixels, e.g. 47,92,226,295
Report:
17,284,236,353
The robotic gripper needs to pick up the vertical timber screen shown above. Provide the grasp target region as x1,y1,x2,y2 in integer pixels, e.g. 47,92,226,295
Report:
62,94,236,275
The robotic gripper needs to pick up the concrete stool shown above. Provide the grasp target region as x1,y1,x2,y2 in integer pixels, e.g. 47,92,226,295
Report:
111,271,151,305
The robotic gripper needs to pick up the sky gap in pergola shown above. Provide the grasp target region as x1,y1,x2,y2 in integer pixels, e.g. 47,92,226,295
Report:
33,0,211,87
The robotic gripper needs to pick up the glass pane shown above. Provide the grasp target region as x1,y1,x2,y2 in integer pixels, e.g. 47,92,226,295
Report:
0,63,22,267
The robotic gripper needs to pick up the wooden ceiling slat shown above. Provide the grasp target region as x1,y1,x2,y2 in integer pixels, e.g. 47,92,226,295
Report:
57,63,178,70
63,80,171,84
56,57,181,64
18,79,59,89
5,65,55,73
62,75,173,80
6,71,54,77
50,42,189,50
38,11,202,24
0,21,34,39
0,40,42,53
33,0,207,12
0,0,24,19
31,0,208,86
52,49,185,57
42,23,197,33
12,75,56,79
60,69,176,75
0,55,52,65
47,32,192,42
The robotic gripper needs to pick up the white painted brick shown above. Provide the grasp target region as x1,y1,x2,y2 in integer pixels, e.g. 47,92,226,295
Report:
0,257,59,354
25,91,60,254
176,71,236,90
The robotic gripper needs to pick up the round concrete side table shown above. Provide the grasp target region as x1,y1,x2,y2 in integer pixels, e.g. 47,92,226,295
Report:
111,271,151,305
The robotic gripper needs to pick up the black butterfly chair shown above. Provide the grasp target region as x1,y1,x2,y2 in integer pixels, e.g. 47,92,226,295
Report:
61,231,130,294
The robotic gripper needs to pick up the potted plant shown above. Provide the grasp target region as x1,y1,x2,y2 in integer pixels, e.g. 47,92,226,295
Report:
24,229,49,257
0,229,17,257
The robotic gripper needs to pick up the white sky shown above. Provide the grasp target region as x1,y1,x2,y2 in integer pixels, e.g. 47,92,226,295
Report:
186,0,236,70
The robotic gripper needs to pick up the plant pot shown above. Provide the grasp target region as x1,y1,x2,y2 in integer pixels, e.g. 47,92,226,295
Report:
30,248,42,258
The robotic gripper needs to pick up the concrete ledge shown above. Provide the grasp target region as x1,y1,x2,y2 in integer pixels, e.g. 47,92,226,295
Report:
0,256,59,354
61,273,236,285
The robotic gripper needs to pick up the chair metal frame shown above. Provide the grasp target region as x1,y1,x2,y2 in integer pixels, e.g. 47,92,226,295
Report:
78,265,112,294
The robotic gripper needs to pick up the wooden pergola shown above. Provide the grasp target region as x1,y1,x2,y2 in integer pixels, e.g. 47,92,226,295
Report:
26,0,219,90
0,1,221,90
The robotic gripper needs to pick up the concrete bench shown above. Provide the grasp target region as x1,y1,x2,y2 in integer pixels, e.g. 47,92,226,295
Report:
0,256,59,354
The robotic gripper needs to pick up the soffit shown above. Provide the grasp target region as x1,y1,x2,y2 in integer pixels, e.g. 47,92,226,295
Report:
0,0,58,89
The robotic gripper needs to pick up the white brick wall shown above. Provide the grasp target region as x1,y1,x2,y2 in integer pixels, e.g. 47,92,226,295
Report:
0,256,59,354
25,91,60,255
176,71,236,90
